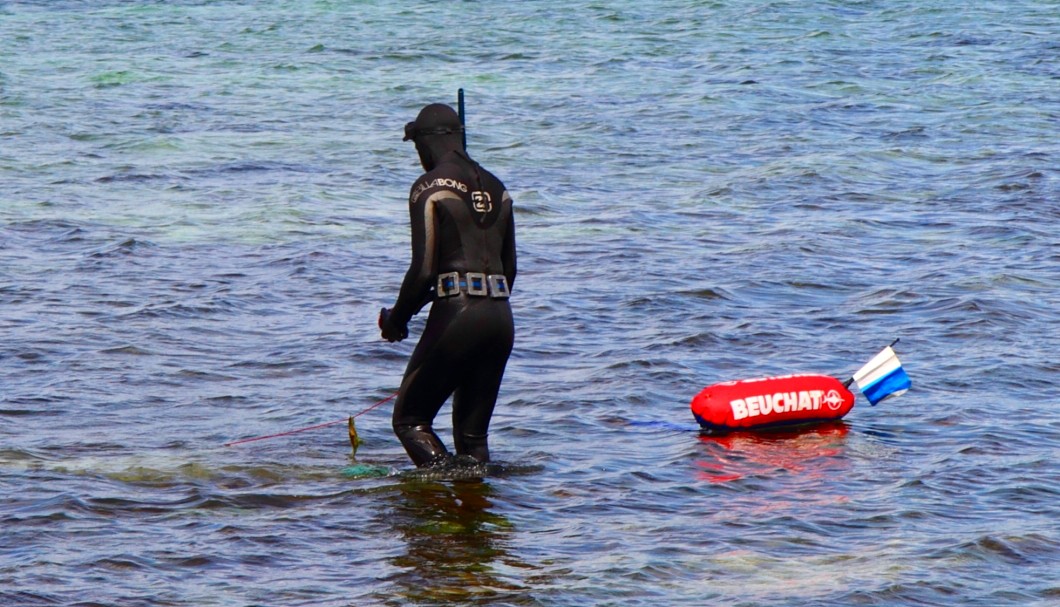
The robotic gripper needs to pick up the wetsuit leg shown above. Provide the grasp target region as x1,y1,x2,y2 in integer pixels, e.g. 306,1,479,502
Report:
391,307,460,467
393,423,448,467
392,299,513,467
452,304,514,462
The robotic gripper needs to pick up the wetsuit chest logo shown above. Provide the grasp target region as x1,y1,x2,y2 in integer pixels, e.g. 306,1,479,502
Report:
471,191,492,214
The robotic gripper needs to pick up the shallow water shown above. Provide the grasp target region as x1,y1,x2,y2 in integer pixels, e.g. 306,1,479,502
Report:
2,1,1058,605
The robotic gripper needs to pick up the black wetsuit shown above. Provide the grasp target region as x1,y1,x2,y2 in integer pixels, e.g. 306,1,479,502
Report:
386,149,516,467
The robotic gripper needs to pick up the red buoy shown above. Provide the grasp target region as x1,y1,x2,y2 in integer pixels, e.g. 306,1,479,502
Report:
691,374,855,432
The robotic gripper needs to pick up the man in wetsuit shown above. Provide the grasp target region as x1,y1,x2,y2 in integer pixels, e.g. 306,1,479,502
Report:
379,103,516,468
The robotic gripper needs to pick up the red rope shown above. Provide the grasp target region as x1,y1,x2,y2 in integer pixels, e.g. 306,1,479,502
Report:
224,391,398,447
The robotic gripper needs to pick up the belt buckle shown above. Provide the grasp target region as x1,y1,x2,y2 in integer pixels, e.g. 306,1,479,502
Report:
487,274,510,298
437,271,460,297
465,272,488,297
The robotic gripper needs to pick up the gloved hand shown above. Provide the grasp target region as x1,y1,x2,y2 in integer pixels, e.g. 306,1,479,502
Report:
379,307,408,342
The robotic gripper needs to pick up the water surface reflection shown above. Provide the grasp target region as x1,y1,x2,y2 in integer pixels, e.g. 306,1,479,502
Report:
696,423,851,484
377,479,538,606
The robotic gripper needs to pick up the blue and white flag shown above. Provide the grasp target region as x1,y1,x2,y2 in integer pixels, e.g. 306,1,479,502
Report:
852,346,911,406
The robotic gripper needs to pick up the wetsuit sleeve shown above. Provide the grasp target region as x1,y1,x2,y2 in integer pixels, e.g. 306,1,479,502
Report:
503,192,517,290
389,190,438,328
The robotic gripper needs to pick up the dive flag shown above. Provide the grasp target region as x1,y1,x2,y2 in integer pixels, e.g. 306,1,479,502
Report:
852,346,911,406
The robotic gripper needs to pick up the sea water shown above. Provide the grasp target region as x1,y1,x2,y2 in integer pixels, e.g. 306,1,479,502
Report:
2,1,1058,605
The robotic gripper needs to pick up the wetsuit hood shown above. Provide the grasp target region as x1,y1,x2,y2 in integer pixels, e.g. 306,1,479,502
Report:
404,103,465,171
